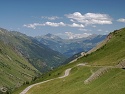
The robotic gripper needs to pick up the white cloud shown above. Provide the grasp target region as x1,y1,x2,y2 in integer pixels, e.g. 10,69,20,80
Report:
65,32,92,39
117,18,125,23
24,21,86,29
70,19,75,22
65,12,112,25
23,22,66,29
23,24,35,29
69,23,84,28
41,16,61,20
23,23,45,29
45,22,66,27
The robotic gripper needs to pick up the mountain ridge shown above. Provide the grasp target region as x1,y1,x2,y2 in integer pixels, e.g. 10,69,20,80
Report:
35,33,106,57
0,28,67,93
0,39,40,93
0,28,67,72
18,27,125,94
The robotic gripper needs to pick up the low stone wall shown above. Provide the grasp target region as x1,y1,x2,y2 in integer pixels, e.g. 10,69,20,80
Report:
84,67,111,84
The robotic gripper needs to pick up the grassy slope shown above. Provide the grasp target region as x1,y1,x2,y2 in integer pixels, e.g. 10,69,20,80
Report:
0,28,67,72
17,28,125,94
76,28,125,66
27,67,125,94
0,41,39,91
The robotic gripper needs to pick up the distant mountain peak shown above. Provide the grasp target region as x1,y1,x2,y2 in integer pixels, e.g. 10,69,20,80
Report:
44,33,52,37
45,33,57,38
36,33,63,41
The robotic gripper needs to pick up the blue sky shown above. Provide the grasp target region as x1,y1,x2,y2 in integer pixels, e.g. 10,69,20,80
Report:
0,0,125,39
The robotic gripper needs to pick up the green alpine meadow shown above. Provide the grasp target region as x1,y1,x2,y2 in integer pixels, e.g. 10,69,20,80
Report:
0,1,125,94
15,28,125,94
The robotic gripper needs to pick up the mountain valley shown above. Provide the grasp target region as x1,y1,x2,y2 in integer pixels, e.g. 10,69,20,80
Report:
0,28,66,93
1,27,125,94
35,33,106,57
17,28,125,94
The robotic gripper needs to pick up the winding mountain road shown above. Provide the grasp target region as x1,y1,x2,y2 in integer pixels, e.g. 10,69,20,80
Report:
20,68,72,94
20,63,116,94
